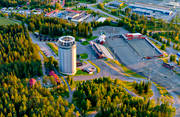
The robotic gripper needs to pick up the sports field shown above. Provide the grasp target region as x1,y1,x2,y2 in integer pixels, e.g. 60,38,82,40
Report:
0,17,19,25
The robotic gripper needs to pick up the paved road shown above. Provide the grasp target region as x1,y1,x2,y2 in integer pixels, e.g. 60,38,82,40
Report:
39,52,46,75
63,76,74,103
74,59,161,100
73,59,180,116
88,6,120,20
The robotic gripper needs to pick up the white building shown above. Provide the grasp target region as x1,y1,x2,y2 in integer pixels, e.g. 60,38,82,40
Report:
57,36,77,75
97,34,106,44
97,17,107,23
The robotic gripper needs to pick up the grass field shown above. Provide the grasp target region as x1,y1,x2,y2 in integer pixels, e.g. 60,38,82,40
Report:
47,43,58,56
81,41,89,45
75,69,89,76
80,53,88,59
0,17,19,25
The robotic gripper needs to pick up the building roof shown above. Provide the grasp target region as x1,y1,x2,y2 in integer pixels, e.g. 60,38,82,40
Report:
57,36,75,47
129,2,172,12
98,34,106,42
125,33,142,36
66,9,81,14
29,78,36,87
97,17,107,22
46,9,59,16
109,1,123,5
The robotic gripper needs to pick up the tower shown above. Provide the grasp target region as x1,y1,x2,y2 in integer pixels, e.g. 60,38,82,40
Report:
57,36,76,75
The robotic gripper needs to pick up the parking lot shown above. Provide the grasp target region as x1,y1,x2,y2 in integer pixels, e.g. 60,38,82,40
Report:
93,26,129,37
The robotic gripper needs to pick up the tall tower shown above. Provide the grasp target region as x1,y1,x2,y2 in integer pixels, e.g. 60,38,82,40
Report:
57,36,76,75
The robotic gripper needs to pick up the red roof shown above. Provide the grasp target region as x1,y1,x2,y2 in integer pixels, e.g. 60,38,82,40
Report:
46,9,59,16
66,9,81,14
29,78,36,87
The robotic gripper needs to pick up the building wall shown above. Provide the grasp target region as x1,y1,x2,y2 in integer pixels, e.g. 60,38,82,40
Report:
129,4,172,15
58,41,76,75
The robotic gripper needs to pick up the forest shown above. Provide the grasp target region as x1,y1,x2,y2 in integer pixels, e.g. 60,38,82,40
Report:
0,24,42,78
0,24,76,116
65,0,96,7
26,15,93,38
134,81,152,96
0,74,77,117
118,13,180,41
0,0,54,8
118,12,180,52
0,0,96,8
7,12,113,40
0,6,178,116
73,77,176,116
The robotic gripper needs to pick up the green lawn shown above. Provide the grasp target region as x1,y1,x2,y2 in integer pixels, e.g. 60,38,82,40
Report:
0,17,19,25
175,16,180,23
47,43,58,56
81,41,89,45
80,53,88,59
86,36,98,41
75,69,89,76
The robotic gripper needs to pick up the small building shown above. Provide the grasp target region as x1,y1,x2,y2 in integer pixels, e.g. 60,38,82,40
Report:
79,38,86,42
57,12,63,18
97,34,106,44
29,78,36,87
83,66,96,74
122,33,146,40
71,12,91,23
97,17,107,23
34,32,39,38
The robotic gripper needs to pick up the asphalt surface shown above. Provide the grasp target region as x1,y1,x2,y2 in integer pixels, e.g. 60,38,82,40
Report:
74,59,160,100
29,32,58,59
76,42,97,60
85,4,120,20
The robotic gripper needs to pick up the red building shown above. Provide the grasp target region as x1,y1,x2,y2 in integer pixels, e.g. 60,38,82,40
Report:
29,78,36,87
122,33,146,40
